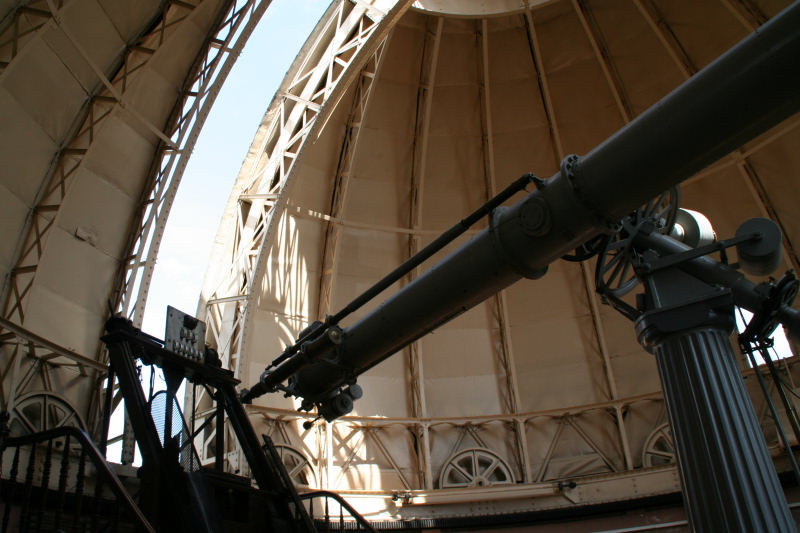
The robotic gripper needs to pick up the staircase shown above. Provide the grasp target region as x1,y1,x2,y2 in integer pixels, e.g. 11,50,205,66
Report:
0,424,153,533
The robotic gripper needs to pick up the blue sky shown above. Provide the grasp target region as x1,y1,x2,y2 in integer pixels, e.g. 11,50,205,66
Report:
141,0,330,337
105,0,330,463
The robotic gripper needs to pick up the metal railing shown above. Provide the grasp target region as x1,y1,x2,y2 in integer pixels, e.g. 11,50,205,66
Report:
0,424,154,533
299,490,377,532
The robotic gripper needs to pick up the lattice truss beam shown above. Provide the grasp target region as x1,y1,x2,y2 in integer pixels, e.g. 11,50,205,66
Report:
103,0,276,452
196,0,800,500
0,0,273,434
195,0,414,473
2,0,196,327
1,0,201,422
111,0,276,329
202,0,413,379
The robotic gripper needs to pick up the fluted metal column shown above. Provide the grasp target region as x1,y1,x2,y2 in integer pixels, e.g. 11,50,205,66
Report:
637,293,795,532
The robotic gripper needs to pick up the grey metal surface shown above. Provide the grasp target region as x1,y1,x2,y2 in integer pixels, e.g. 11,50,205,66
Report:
165,305,207,362
653,326,795,532
635,231,800,339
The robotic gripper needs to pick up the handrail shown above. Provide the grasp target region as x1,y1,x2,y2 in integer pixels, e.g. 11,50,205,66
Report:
3,426,155,533
298,490,378,532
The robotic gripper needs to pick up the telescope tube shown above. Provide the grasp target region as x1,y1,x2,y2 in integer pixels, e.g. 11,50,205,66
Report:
278,0,800,401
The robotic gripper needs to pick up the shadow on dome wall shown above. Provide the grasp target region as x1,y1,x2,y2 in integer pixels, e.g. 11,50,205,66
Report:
232,1,800,530
8,0,794,531
265,212,315,375
257,204,402,493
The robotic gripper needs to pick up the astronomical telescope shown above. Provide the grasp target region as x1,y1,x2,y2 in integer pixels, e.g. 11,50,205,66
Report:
235,2,800,531
241,0,800,418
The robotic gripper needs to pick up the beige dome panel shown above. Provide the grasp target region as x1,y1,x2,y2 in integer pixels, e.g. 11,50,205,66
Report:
0,0,796,527
200,0,800,521
0,0,271,446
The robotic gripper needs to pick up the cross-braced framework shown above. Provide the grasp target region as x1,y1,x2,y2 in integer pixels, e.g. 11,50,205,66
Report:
196,0,416,473
198,2,414,465
0,0,274,441
100,0,277,457
247,353,800,503
1,0,186,327
0,316,105,425
1,0,200,421
109,0,275,329
0,0,63,74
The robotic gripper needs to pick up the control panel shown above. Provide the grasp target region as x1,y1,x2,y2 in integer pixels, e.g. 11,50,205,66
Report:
164,306,206,362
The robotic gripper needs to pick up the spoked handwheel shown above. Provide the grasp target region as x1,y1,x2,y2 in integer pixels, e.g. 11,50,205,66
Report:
8,391,87,436
596,187,681,301
272,444,317,487
642,422,676,468
562,234,610,263
439,448,515,489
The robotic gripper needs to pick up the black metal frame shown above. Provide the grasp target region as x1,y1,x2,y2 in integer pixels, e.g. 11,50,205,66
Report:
101,317,316,533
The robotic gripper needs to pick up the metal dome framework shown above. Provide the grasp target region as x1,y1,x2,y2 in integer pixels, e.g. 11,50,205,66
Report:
0,0,273,447
0,0,799,526
196,0,800,520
